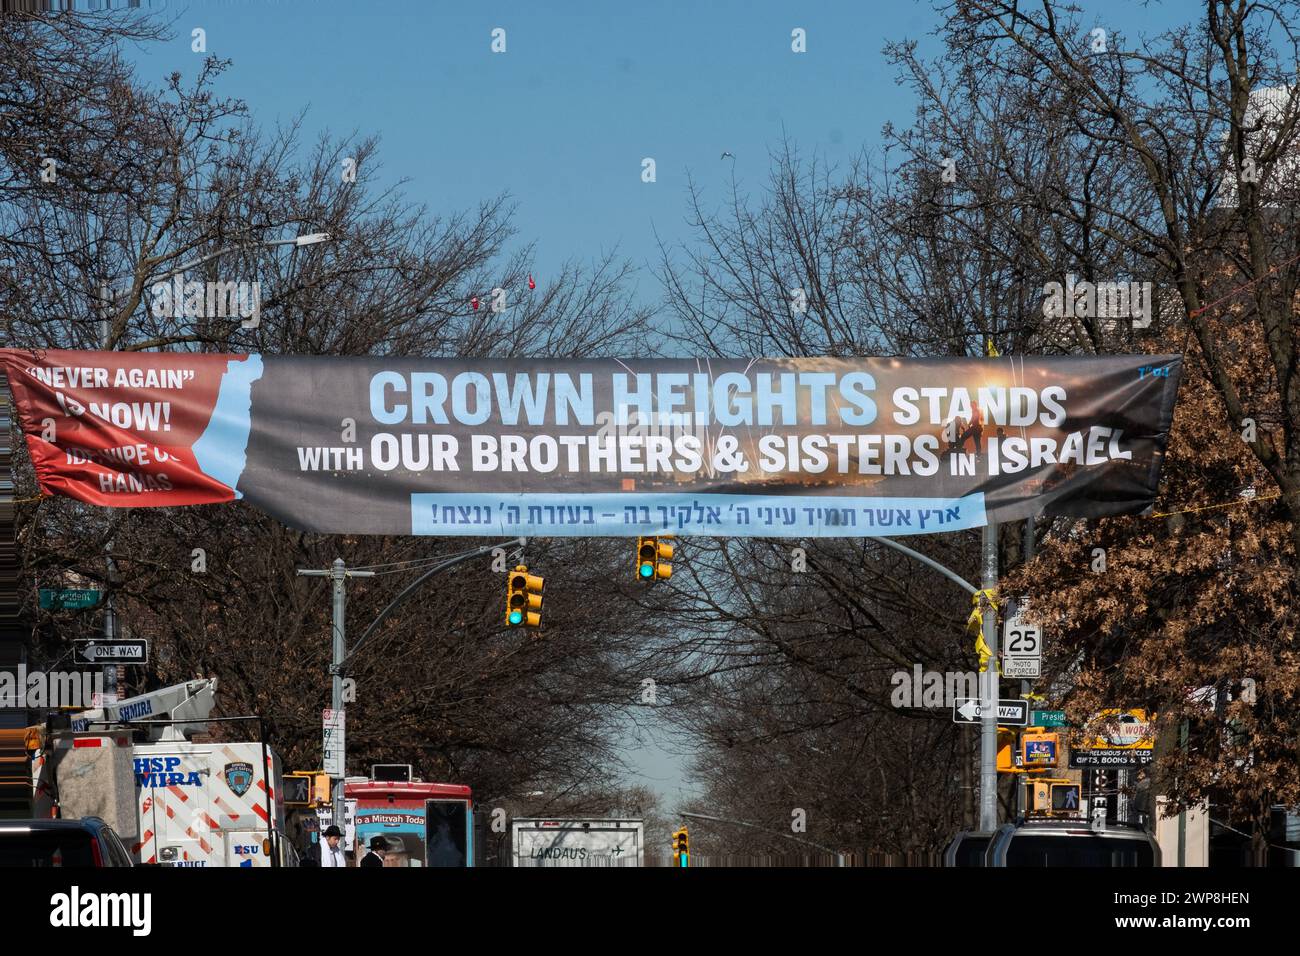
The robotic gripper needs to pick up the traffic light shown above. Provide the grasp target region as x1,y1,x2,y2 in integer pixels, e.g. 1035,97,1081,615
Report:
312,772,331,806
672,826,689,867
506,565,543,627
637,535,673,582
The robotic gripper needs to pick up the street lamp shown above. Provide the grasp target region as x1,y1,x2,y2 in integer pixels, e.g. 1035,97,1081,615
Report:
290,232,331,247
98,229,334,346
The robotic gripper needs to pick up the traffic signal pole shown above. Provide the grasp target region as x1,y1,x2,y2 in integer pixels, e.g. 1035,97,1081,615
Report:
297,559,375,828
297,538,526,829
1015,517,1035,820
979,520,999,833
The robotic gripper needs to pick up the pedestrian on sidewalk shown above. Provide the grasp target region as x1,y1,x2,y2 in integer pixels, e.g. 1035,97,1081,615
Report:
320,825,347,868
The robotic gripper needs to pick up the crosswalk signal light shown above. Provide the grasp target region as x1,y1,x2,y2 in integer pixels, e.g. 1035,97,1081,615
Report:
283,773,313,806
1052,783,1081,813
507,565,543,627
637,535,673,582
672,826,689,867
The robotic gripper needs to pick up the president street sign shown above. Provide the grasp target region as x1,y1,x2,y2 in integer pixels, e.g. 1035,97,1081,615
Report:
73,639,148,664
952,698,1029,726
39,588,101,611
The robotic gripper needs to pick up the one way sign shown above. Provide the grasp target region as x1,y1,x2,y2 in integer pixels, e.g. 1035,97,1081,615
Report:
952,698,1029,726
73,639,148,664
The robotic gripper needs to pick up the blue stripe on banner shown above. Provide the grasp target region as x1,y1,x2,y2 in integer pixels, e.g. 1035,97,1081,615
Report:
410,492,986,537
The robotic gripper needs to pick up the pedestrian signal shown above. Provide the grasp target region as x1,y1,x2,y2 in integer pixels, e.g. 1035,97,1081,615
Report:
1052,783,1081,812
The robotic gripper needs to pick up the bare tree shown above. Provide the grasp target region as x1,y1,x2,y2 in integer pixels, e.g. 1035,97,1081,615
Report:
7,12,659,807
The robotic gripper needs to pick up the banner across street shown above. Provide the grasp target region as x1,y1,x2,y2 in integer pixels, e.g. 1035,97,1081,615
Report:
1,351,1181,538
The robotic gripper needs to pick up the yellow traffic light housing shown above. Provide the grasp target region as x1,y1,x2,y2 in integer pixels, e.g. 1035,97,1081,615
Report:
507,565,543,627
637,535,674,582
996,729,1017,772
1026,777,1081,817
284,771,332,807
672,826,689,867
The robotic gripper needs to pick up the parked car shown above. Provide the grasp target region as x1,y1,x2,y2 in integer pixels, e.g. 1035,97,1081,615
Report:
986,820,1159,866
943,830,994,867
0,818,136,867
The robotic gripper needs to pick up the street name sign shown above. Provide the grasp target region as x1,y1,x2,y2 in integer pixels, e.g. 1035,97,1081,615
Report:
1032,710,1067,727
40,589,101,610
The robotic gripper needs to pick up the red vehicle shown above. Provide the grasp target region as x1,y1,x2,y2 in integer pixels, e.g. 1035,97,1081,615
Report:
343,776,473,867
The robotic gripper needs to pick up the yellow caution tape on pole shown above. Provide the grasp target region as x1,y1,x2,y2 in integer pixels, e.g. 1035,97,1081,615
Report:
968,588,999,672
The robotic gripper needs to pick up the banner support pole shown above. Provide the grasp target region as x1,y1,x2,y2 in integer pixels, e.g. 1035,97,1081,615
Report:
979,520,999,833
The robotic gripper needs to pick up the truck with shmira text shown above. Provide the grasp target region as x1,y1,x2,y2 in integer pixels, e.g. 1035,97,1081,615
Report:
28,678,295,866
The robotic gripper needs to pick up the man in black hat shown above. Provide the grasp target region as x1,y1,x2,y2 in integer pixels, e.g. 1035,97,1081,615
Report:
320,825,347,868
360,834,388,868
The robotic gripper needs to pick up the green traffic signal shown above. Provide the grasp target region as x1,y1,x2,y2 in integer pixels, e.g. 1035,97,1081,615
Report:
639,563,654,578
509,610,523,625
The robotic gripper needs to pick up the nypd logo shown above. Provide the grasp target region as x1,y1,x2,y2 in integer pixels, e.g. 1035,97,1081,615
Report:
224,761,254,797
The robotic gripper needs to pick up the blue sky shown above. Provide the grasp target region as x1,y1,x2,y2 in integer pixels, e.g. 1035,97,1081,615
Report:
120,0,1185,806
123,0,945,302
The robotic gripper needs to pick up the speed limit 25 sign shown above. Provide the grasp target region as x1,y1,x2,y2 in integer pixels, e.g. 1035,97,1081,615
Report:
1002,620,1041,678
1003,620,1041,659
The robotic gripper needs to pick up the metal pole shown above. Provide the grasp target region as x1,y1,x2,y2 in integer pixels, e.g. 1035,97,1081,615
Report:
979,520,999,832
1177,719,1188,867
100,293,118,706
297,557,374,830
1014,516,1035,819
329,558,346,829
344,538,524,667
102,545,117,704
866,535,977,595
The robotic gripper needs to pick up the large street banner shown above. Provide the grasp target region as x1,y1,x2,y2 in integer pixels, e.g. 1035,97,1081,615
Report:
0,350,1180,538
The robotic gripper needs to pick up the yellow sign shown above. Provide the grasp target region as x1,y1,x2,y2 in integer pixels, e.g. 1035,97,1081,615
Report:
1089,709,1155,750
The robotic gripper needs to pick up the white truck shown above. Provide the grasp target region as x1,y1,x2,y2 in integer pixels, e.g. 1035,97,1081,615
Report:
511,818,644,867
31,678,295,867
